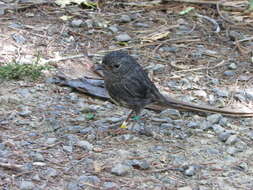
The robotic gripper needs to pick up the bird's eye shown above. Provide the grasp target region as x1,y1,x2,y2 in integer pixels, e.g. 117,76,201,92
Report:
113,64,120,69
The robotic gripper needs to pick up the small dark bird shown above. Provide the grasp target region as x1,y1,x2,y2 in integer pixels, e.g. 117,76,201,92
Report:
101,51,253,127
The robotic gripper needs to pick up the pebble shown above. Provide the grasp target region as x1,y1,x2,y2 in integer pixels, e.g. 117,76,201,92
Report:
150,64,166,74
224,70,235,76
119,15,131,23
160,109,181,119
78,175,101,186
206,114,222,124
245,89,253,101
134,22,149,28
30,152,45,161
108,25,119,33
45,137,57,145
213,88,229,97
44,167,58,177
187,121,199,128
212,124,225,134
85,19,94,28
12,33,26,44
77,140,93,151
194,90,207,98
71,19,83,27
178,186,193,190
115,33,132,42
228,63,237,70
103,182,119,190
226,147,239,155
20,181,35,190
63,145,73,153
184,165,197,176
66,182,79,190
111,163,131,176
159,46,178,53
125,159,150,170
225,135,238,145
218,131,232,142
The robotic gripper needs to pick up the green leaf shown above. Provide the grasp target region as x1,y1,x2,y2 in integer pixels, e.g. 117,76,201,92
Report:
86,113,95,120
179,7,195,15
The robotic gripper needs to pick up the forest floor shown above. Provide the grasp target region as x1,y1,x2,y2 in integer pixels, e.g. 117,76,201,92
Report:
0,0,253,189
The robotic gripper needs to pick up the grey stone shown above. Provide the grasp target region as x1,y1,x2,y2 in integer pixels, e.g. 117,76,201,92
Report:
115,33,132,42
212,124,225,134
224,70,235,76
184,165,197,176
30,152,44,161
228,63,237,70
206,114,222,124
46,138,57,145
78,175,101,186
12,33,26,44
187,121,199,128
85,19,94,28
106,117,123,123
193,90,207,98
161,109,181,119
213,88,229,97
124,159,150,170
66,182,79,190
245,89,253,101
151,64,165,74
80,127,94,134
218,131,232,142
134,22,149,28
225,135,238,145
20,181,35,190
63,146,73,153
77,140,93,151
111,163,131,176
103,182,119,190
159,46,178,53
44,168,58,177
108,25,119,33
71,19,83,27
226,147,239,155
119,15,131,23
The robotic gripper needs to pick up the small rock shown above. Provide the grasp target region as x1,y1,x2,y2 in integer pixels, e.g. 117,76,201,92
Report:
218,131,232,142
228,63,237,70
111,163,131,176
225,135,238,145
85,19,94,28
126,159,150,170
245,89,253,101
115,33,132,42
66,182,79,190
206,114,222,124
12,33,26,44
108,25,119,33
226,146,239,155
160,109,181,119
213,88,229,97
150,64,165,74
134,22,149,28
103,182,119,190
30,152,44,161
184,165,197,176
63,145,73,153
71,19,83,27
106,117,123,123
45,138,57,145
224,70,235,76
187,121,199,128
193,90,207,98
159,46,178,53
77,140,93,151
20,181,35,190
212,124,225,134
78,175,101,186
44,168,58,177
178,186,193,190
119,15,131,23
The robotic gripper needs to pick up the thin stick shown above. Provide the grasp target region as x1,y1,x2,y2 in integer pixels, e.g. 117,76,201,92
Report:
196,13,220,33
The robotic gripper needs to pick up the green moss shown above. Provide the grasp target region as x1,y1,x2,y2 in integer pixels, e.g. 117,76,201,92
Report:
0,63,51,80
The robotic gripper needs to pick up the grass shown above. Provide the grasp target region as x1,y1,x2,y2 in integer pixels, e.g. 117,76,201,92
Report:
0,62,51,80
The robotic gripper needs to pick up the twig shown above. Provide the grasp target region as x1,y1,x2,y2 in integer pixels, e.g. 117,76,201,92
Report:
40,54,87,64
196,13,220,33
234,36,253,44
0,162,23,171
216,1,235,24
174,60,227,73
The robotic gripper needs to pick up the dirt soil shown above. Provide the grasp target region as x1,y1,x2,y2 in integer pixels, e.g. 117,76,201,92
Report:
0,1,253,190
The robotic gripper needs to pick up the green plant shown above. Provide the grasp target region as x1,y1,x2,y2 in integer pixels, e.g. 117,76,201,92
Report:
0,63,51,80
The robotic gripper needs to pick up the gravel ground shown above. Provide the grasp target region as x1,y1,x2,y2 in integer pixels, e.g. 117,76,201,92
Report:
0,1,253,189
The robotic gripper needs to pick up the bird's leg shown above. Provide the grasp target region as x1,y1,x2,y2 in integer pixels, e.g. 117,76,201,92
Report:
120,110,135,128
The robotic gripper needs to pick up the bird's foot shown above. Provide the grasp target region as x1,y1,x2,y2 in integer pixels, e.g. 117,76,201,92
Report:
120,121,128,129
